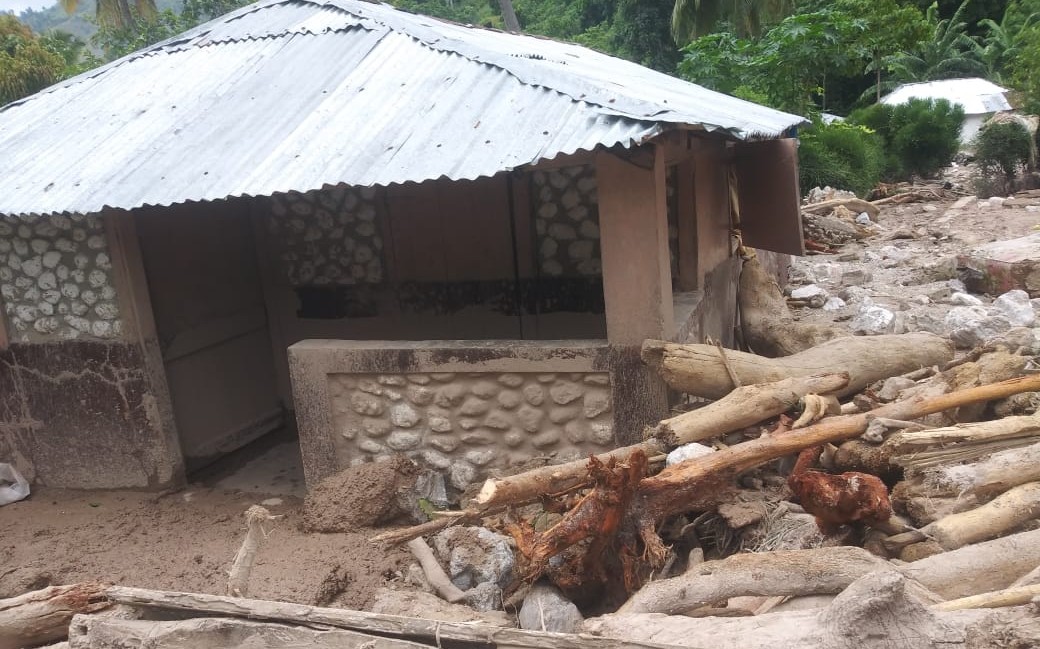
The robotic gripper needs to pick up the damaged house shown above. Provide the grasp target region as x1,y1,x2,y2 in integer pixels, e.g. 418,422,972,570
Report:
0,0,805,491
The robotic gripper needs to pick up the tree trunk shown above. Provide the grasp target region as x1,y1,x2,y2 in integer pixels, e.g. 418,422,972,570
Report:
901,529,1040,600
642,333,953,400
649,373,849,446
498,0,520,31
591,571,1000,649
0,583,109,649
738,256,846,357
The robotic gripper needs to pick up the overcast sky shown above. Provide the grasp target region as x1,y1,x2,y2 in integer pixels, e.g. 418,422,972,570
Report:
0,0,56,14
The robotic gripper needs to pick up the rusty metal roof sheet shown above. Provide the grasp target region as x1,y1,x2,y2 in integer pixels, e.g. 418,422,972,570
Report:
0,0,805,217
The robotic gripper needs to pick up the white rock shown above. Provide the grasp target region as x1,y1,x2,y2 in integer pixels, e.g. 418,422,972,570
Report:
992,290,1035,327
390,403,421,428
822,296,846,311
880,245,911,262
790,284,828,300
666,443,716,466
41,251,62,269
21,257,42,278
951,196,976,209
91,320,113,338
811,263,843,284
519,584,584,633
948,292,983,306
948,279,967,292
852,304,895,335
922,204,938,212
944,306,1012,349
856,212,872,225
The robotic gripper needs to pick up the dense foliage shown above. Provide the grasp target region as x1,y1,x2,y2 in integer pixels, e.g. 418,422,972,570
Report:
797,120,885,196
974,118,1034,179
850,98,965,178
0,14,65,105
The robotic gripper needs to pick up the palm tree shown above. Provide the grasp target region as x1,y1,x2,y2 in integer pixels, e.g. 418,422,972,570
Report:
60,0,158,32
978,6,1038,82
671,0,795,43
884,0,986,84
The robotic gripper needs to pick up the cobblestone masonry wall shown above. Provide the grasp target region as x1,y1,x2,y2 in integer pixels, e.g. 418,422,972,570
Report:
532,165,678,278
329,371,613,489
265,186,384,286
0,213,123,342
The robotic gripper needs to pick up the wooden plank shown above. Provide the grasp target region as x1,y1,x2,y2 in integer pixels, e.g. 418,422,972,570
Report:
105,587,680,649
734,138,804,256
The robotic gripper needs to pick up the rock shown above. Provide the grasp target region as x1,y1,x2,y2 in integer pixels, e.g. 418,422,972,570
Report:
839,286,872,303
851,304,895,335
841,269,872,286
463,582,503,612
948,278,967,292
944,306,1012,349
992,289,1036,327
951,195,976,209
907,312,945,335
880,245,911,262
878,376,916,401
957,233,1040,297
911,257,958,284
790,284,828,300
822,296,846,311
855,212,872,225
811,263,843,284
433,526,515,591
518,583,584,633
666,442,715,466
371,589,513,626
948,291,983,306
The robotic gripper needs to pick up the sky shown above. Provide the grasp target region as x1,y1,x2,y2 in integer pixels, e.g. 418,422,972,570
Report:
0,0,56,14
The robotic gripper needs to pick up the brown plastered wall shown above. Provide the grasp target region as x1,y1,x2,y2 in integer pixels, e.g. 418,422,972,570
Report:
0,211,183,488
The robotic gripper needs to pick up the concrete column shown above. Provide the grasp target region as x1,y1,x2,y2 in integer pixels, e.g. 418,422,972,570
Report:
597,145,675,344
596,144,674,443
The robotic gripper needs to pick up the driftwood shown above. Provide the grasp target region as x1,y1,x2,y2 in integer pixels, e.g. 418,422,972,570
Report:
405,538,464,603
104,586,670,649
906,350,1029,424
0,583,109,649
622,529,1040,616
884,482,1040,552
619,546,893,615
802,197,881,219
227,505,277,597
648,373,849,446
590,571,998,649
642,333,953,400
935,583,1040,611
737,255,845,357
68,615,432,649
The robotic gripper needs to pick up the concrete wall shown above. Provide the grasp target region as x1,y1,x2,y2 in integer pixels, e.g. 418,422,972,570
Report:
0,212,182,488
290,340,613,491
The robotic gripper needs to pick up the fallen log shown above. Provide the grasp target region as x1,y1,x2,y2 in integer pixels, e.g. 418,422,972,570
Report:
904,350,1029,424
935,583,1040,612
802,197,881,219
0,583,109,649
884,482,1040,552
648,373,849,446
591,571,997,649
618,546,893,615
405,538,464,604
737,255,845,356
69,615,431,649
642,333,953,400
103,587,671,649
621,529,1040,616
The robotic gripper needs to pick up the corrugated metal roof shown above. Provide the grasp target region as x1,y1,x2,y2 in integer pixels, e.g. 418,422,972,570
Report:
881,78,1011,115
0,0,805,217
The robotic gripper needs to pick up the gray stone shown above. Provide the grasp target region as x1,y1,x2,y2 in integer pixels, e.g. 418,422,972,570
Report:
563,420,587,443
471,381,499,399
464,582,503,612
460,397,491,416
518,583,584,633
496,390,522,409
428,416,453,433
449,460,478,490
944,306,1012,349
428,435,459,453
483,410,512,430
464,449,496,466
390,403,421,428
665,442,715,466
992,290,1035,327
851,304,895,335
407,386,435,406
790,284,828,300
387,430,422,451
522,384,545,406
531,430,561,449
504,431,525,447
435,384,467,407
351,393,385,416
589,422,613,445
549,408,577,424
433,526,515,591
420,449,452,470
822,296,846,311
549,382,582,405
841,269,872,287
948,291,984,306
878,376,916,401
497,373,524,387
547,223,577,241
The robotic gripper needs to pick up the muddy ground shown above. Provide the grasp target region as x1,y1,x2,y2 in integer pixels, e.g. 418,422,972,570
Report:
5,176,1040,611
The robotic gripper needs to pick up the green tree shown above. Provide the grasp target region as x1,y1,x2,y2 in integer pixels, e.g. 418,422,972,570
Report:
93,0,252,59
884,0,987,86
60,0,158,31
671,0,795,42
978,2,1037,81
39,29,101,78
0,14,65,106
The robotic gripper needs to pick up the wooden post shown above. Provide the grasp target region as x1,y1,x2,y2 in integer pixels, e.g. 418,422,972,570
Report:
596,144,674,443
675,159,698,292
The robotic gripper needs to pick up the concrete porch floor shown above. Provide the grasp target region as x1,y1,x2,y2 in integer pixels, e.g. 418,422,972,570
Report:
190,424,306,497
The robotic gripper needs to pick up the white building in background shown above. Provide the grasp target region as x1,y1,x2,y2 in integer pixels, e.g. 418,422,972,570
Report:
881,78,1012,146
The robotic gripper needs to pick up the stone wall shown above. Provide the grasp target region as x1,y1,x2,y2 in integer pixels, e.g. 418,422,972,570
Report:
531,166,601,277
329,371,613,490
265,186,384,286
289,340,617,490
0,213,123,341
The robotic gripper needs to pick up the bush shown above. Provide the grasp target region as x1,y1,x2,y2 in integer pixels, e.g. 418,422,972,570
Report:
798,119,885,197
849,98,965,180
974,119,1033,180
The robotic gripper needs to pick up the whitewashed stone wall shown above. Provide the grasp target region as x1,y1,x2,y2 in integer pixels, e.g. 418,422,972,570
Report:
329,372,614,489
0,213,123,341
266,186,384,286
532,166,601,277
